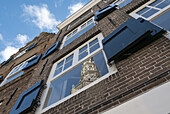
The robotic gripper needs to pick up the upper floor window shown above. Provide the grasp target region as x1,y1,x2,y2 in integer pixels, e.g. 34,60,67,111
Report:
0,56,34,86
130,0,170,31
67,9,92,30
113,0,133,8
39,33,117,113
62,17,95,47
14,50,26,59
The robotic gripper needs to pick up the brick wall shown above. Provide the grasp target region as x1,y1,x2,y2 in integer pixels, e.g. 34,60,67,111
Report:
43,35,170,114
0,32,57,114
0,0,169,114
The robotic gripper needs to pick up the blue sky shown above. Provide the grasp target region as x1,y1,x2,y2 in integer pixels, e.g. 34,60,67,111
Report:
0,0,91,63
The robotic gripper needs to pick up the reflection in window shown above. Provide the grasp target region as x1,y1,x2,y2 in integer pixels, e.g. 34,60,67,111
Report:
44,51,108,108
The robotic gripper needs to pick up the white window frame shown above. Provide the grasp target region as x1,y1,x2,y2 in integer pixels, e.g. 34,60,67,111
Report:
36,33,118,114
130,0,170,20
61,17,95,48
0,56,35,86
129,0,170,38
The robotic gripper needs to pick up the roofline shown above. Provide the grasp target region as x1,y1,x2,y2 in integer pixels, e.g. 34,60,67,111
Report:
57,0,101,30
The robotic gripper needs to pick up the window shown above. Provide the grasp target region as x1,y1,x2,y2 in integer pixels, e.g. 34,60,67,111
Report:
63,18,95,47
14,50,26,59
113,0,133,8
130,0,170,31
40,33,117,113
0,56,36,86
1,57,13,67
26,42,37,52
67,10,92,30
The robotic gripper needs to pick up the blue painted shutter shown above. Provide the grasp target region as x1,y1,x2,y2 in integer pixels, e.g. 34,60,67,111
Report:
10,80,44,114
26,43,37,52
1,57,13,67
42,41,60,59
102,17,165,63
94,4,117,21
23,54,42,70
0,76,3,82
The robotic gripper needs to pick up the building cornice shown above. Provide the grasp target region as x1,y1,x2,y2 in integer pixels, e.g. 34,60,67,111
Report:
57,0,101,30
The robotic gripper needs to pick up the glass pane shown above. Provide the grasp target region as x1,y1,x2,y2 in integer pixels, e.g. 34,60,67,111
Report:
64,23,95,46
79,51,88,60
20,62,28,70
64,61,73,70
79,45,88,54
152,11,170,31
54,67,63,77
149,0,162,6
65,54,73,63
89,39,98,47
142,8,159,18
137,7,150,15
156,0,170,9
56,61,64,69
45,65,82,107
45,51,108,108
90,43,100,53
9,67,18,76
7,71,24,82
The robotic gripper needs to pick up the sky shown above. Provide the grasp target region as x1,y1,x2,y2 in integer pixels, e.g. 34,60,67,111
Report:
0,0,91,63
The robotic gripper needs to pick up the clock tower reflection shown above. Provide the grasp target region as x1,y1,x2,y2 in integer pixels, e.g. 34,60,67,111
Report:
71,57,101,94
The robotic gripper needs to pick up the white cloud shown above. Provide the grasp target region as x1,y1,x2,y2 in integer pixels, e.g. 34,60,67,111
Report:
23,4,61,32
0,33,3,40
68,2,84,16
0,46,19,62
16,34,29,46
0,34,29,63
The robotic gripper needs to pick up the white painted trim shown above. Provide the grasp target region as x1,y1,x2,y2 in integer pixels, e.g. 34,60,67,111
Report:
57,0,101,30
